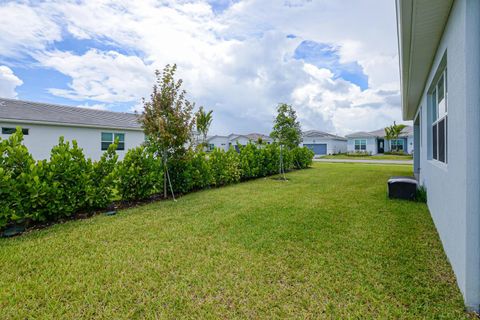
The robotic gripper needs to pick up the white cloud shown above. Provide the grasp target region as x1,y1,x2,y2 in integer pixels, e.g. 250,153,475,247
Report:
0,66,23,98
0,3,61,58
0,0,406,135
77,103,108,111
291,64,400,135
36,49,154,103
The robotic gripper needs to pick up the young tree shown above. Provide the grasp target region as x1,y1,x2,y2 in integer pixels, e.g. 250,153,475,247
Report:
270,103,302,149
140,64,195,199
270,103,302,179
195,106,213,150
384,121,407,152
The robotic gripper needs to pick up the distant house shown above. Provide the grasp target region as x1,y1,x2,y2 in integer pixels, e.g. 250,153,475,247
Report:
206,133,273,152
397,0,480,311
0,98,145,160
345,126,413,154
300,130,347,155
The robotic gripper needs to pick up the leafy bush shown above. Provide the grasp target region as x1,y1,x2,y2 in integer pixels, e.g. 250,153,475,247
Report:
189,152,213,190
86,141,119,209
239,143,262,179
166,152,195,195
42,137,92,219
261,143,281,176
117,146,162,201
281,146,294,172
209,148,240,186
0,129,36,227
0,130,312,231
292,147,314,169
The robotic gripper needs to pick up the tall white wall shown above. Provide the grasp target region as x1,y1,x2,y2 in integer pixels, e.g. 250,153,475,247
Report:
415,0,480,310
0,122,145,161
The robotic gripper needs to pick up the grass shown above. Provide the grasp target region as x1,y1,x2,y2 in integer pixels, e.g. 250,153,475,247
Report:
0,163,470,319
322,153,413,161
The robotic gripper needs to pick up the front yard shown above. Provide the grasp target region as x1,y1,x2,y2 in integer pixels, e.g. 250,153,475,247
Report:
0,163,470,319
322,153,413,161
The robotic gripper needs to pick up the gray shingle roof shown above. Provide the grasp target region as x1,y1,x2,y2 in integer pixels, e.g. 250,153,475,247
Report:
0,98,142,130
345,131,376,138
245,133,272,140
346,125,413,138
302,130,347,141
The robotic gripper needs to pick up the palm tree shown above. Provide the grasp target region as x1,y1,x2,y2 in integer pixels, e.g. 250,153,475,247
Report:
384,122,407,152
195,106,213,150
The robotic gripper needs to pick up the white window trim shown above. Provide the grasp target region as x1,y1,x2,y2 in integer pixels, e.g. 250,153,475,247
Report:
354,139,367,151
101,132,125,151
390,139,405,151
431,68,448,164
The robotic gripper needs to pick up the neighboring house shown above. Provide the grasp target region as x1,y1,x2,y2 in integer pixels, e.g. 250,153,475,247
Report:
300,130,347,155
397,0,480,311
0,98,145,161
206,135,230,151
207,133,273,152
345,126,413,154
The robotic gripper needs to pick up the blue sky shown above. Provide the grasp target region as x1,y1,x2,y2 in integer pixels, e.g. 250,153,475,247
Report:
294,40,369,90
0,0,403,135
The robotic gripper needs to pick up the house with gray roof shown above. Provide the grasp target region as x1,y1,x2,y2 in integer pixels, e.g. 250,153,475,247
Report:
206,133,273,152
346,126,413,155
300,130,347,155
0,98,145,160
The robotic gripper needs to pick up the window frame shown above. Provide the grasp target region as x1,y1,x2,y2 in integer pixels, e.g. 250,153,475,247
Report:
354,139,367,151
2,127,29,135
431,68,448,164
390,139,404,151
101,132,125,151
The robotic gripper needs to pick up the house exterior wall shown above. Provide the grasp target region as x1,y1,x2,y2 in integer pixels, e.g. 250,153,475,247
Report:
229,136,250,147
347,137,377,154
208,136,229,151
0,122,145,161
385,137,411,153
414,0,480,310
301,137,347,154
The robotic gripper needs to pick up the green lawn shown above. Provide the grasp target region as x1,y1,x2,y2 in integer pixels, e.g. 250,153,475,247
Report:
322,154,413,161
0,163,470,319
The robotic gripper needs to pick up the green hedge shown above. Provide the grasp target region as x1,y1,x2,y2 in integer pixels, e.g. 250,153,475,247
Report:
0,129,313,229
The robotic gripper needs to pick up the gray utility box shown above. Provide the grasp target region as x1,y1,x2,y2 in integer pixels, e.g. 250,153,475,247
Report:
388,176,418,200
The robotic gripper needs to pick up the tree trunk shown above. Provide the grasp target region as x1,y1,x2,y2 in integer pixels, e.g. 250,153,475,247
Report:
163,158,167,198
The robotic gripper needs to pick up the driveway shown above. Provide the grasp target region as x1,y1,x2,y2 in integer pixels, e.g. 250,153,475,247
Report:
314,158,413,165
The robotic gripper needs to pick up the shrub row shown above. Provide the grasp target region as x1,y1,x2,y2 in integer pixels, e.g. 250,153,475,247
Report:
0,130,313,229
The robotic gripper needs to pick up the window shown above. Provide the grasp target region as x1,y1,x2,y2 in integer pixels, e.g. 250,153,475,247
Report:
101,132,125,150
208,143,215,151
390,139,404,151
2,127,29,135
431,68,447,163
354,139,367,151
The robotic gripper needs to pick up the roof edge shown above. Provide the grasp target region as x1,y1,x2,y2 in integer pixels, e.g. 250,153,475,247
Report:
0,118,144,132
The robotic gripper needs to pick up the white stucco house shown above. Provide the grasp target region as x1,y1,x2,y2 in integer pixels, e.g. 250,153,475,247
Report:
0,98,145,161
300,130,347,155
397,0,480,311
345,126,413,155
207,133,273,152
